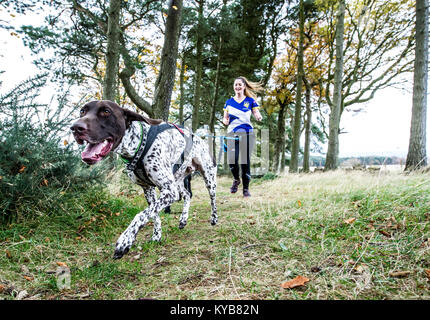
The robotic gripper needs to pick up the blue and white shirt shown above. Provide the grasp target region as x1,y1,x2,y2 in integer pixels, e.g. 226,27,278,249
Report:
223,96,259,133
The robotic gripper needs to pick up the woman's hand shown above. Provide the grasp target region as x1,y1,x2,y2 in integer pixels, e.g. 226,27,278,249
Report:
223,110,229,126
253,109,262,121
223,116,229,126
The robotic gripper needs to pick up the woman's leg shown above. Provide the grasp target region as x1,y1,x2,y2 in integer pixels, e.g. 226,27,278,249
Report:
227,135,241,193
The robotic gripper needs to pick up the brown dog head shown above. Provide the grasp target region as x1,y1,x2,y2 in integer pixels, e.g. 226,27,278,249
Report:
70,100,161,164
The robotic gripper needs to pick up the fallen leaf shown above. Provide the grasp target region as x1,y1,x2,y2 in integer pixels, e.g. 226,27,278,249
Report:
56,262,68,268
0,284,5,293
297,200,302,207
310,266,321,273
389,271,411,278
23,275,33,281
5,250,12,259
281,275,310,289
379,230,391,238
163,12,168,17
424,269,430,280
354,264,366,274
63,140,68,146
344,217,356,224
41,179,49,186
18,166,26,173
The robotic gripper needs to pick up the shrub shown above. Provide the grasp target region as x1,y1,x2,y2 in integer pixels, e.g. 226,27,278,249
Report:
0,75,105,221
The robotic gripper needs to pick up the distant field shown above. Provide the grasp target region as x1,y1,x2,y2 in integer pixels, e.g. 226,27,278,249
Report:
1,170,429,300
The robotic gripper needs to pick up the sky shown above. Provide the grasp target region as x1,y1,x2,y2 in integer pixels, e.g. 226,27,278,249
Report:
1,8,429,160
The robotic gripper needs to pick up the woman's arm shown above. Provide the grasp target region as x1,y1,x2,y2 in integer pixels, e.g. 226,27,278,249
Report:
223,109,230,126
252,108,262,121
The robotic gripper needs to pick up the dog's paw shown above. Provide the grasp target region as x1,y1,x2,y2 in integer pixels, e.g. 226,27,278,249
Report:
113,246,129,260
151,235,161,242
179,221,187,229
210,218,218,226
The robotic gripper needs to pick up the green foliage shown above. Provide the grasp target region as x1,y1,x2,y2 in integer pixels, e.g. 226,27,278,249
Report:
0,75,105,222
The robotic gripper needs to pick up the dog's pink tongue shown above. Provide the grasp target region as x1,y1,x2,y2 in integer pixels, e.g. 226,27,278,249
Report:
81,143,104,162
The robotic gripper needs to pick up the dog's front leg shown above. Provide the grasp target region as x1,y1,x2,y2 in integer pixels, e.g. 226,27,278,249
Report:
113,184,178,259
113,207,152,259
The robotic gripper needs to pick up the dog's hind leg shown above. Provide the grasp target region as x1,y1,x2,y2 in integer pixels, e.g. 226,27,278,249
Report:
194,158,218,226
178,177,192,229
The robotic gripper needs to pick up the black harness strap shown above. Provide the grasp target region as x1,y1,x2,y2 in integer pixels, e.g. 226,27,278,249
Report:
126,123,193,187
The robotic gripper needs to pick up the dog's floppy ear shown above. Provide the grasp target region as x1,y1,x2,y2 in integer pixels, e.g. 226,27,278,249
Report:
123,108,162,126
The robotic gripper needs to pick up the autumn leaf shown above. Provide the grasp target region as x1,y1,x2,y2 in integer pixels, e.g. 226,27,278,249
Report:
389,271,411,278
281,275,310,289
63,140,68,146
23,275,34,281
425,269,430,280
5,250,12,259
163,12,168,17
41,179,49,186
344,217,356,224
18,166,26,173
379,230,391,238
297,200,302,207
56,262,68,268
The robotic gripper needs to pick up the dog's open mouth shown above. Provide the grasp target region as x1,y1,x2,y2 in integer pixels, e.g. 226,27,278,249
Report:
80,138,114,164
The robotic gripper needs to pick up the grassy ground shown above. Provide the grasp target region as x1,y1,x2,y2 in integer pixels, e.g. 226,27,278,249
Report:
1,170,430,300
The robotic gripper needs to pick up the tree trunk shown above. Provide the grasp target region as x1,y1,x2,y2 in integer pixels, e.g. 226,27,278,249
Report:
274,103,286,173
266,111,275,171
405,0,428,170
192,0,204,132
289,0,305,173
152,0,183,121
303,79,312,173
103,0,121,102
209,34,222,157
325,0,345,171
179,52,186,124
280,137,286,173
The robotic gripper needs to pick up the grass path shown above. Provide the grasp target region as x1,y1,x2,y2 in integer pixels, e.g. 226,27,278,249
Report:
1,171,430,299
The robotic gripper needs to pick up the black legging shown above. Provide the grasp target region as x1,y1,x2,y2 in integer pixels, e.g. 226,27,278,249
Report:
227,132,255,190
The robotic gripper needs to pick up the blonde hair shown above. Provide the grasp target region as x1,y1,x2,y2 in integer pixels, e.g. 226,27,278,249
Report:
236,76,264,100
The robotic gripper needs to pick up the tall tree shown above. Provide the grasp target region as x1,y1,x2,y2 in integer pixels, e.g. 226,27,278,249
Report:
103,0,121,101
289,0,305,173
324,0,345,171
191,0,204,131
405,0,428,170
152,0,183,120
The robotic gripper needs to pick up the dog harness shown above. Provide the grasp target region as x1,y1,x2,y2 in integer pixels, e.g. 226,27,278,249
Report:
121,122,193,187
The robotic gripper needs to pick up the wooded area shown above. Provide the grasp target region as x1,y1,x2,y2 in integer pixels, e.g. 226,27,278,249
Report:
0,0,427,173
1,0,430,302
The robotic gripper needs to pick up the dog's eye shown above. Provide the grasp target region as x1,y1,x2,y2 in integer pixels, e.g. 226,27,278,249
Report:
101,109,111,116
80,108,86,116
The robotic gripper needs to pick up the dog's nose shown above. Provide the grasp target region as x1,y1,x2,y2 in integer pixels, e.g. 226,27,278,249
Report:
71,122,87,133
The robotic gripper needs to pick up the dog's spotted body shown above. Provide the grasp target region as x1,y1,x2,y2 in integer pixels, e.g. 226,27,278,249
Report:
71,100,217,259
